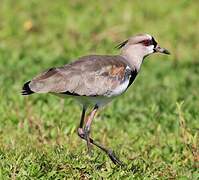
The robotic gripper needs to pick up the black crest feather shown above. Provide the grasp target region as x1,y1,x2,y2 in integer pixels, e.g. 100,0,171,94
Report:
115,39,128,49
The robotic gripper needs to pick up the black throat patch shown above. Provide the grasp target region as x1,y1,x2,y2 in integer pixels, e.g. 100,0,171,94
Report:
127,70,138,88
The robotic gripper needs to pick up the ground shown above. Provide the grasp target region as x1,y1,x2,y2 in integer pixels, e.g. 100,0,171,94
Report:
0,0,199,179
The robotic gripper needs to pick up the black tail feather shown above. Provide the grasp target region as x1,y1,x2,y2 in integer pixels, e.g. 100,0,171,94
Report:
21,81,34,95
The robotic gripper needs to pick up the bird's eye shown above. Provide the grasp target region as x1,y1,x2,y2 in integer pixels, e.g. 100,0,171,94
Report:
140,37,157,47
142,40,152,46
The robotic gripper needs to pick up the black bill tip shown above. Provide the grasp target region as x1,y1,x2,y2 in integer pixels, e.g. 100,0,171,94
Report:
162,49,170,55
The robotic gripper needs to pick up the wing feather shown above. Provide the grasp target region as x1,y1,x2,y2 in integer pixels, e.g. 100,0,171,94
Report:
29,55,136,96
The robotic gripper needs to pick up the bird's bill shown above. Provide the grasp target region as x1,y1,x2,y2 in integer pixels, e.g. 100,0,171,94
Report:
154,45,170,55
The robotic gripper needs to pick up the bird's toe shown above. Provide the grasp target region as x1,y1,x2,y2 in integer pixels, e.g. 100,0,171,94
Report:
107,149,124,166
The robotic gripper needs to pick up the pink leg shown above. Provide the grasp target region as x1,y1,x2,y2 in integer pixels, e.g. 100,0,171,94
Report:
84,106,98,154
77,106,123,165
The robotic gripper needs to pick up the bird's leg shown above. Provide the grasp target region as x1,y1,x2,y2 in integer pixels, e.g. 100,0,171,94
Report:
83,105,98,155
78,131,123,165
80,106,86,128
88,137,124,166
77,106,94,154
77,106,123,166
77,106,86,139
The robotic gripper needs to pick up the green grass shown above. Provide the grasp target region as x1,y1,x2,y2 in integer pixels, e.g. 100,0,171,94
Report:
0,0,199,179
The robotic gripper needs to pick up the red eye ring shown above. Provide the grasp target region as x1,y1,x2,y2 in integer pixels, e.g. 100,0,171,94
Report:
142,40,152,46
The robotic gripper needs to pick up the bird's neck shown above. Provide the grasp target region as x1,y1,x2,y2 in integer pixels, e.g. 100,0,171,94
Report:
120,48,144,72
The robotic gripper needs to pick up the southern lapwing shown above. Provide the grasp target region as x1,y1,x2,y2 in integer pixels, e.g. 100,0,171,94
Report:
22,34,170,165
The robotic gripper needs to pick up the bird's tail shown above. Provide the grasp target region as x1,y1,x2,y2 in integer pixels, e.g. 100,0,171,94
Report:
21,81,35,95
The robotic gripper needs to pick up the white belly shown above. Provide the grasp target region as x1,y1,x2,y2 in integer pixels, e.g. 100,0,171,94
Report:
74,95,113,108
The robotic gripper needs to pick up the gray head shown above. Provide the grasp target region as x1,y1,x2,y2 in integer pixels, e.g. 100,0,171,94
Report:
117,34,170,71
117,34,170,58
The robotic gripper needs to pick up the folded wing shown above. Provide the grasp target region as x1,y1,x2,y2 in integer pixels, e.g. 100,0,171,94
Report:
26,55,137,97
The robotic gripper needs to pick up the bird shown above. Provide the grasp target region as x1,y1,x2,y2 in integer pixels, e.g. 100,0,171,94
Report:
22,33,170,165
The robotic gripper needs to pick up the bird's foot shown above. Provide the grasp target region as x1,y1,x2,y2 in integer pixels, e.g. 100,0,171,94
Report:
77,128,92,156
78,128,124,165
107,149,124,166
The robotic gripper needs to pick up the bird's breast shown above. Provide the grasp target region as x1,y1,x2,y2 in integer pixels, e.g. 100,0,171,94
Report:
105,67,138,97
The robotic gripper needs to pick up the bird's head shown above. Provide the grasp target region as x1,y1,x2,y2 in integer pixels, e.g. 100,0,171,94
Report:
117,34,170,59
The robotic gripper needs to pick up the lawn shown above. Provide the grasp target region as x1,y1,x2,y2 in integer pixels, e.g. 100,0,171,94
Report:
0,0,199,179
